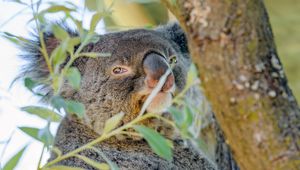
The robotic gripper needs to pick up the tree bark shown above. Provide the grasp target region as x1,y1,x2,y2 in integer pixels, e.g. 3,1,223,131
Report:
165,0,300,169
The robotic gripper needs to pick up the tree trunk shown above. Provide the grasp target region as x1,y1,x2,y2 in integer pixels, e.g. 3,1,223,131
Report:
165,0,300,169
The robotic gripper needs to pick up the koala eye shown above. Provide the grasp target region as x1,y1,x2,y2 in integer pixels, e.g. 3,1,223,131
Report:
169,55,177,64
112,66,128,75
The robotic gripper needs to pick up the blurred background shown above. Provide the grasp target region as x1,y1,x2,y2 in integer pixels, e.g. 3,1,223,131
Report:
265,0,300,101
0,0,299,169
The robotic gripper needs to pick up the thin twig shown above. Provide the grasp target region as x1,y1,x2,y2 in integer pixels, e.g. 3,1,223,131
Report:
43,113,156,167
137,68,172,118
37,145,45,170
30,0,53,77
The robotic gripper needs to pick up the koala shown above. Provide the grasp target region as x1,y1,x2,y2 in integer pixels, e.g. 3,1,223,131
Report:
20,23,239,170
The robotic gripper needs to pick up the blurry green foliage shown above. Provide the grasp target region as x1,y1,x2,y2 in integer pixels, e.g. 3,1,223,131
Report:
265,0,300,101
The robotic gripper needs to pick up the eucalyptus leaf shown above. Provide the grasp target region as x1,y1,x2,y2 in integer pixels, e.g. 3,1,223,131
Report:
184,105,193,126
85,0,105,12
19,127,40,141
89,35,100,44
67,37,81,54
50,95,66,111
65,100,85,118
52,25,70,41
90,12,103,32
134,125,173,161
187,64,198,85
24,77,37,91
168,106,184,125
40,5,75,14
66,67,81,90
1,32,30,46
50,44,67,67
38,123,54,147
19,126,53,146
2,145,27,170
103,112,124,134
21,106,62,122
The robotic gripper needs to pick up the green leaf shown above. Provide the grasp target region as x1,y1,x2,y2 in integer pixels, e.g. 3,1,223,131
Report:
168,106,184,125
52,25,70,41
79,33,99,46
90,12,103,32
79,52,111,58
50,44,67,67
38,124,54,147
134,125,173,161
66,67,81,90
65,100,85,118
19,126,53,146
89,35,100,44
187,64,198,85
67,37,81,54
41,5,75,13
19,127,40,140
21,106,62,122
24,77,37,91
23,77,44,96
103,112,124,134
1,32,30,46
85,0,105,12
3,145,27,170
75,155,110,170
71,18,84,38
50,96,66,111
52,74,62,92
39,123,54,147
44,165,84,170
183,105,193,126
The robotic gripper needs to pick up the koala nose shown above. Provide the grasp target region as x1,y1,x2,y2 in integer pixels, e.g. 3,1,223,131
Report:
143,52,175,92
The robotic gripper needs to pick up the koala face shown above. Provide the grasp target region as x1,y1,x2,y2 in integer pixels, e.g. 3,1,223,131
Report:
21,23,190,135
69,27,190,134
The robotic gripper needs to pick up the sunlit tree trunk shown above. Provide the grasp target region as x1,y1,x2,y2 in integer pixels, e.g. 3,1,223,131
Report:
165,0,300,169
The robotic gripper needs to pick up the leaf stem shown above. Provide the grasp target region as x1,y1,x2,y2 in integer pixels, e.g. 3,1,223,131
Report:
43,113,156,167
37,145,45,170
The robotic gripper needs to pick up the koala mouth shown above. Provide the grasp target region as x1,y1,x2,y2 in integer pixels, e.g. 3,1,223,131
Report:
138,84,176,115
145,92,173,114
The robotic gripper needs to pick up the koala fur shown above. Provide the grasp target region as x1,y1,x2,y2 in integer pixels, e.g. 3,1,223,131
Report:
20,23,239,169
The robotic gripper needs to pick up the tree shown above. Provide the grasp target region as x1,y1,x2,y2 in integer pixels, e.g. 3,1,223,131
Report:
163,0,300,169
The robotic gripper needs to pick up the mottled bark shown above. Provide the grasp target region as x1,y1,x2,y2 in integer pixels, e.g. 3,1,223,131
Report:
165,0,300,169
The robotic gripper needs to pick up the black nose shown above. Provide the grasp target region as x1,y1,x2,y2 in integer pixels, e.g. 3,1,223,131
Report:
143,52,175,92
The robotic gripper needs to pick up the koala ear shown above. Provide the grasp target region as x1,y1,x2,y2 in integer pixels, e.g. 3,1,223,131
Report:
17,23,78,97
156,22,188,53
